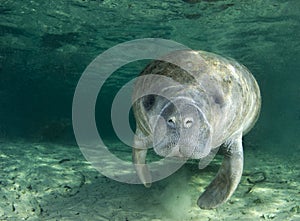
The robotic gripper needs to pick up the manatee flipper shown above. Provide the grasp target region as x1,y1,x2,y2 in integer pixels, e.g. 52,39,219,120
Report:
197,133,243,209
133,134,152,187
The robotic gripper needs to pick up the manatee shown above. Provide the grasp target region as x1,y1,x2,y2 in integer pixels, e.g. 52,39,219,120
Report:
132,50,261,209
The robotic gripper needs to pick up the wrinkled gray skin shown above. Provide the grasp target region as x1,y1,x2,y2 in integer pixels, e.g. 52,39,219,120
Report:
132,50,261,209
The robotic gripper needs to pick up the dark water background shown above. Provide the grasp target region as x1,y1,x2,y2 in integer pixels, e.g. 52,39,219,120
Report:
1,0,299,154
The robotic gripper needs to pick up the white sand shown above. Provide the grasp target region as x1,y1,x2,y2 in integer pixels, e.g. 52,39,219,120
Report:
0,140,299,221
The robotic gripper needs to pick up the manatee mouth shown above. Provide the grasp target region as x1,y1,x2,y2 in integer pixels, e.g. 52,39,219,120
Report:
153,134,180,157
151,99,212,160
153,132,210,159
154,141,210,159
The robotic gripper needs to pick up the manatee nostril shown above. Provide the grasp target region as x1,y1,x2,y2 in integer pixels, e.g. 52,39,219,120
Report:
184,118,193,128
167,117,176,128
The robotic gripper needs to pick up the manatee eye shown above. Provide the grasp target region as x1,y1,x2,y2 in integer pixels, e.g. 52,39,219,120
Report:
213,94,224,107
142,94,156,111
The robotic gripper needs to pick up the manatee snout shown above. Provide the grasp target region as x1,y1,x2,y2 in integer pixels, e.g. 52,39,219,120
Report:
151,98,211,159
163,100,197,130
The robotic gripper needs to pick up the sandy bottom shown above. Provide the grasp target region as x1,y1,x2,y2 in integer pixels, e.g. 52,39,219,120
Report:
0,140,299,221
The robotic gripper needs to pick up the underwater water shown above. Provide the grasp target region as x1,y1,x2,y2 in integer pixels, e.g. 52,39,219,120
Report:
0,0,299,220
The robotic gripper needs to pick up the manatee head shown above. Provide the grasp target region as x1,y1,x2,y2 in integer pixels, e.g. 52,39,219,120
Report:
141,94,212,159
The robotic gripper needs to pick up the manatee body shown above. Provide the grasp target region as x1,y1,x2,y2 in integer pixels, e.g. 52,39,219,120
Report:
132,50,261,209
